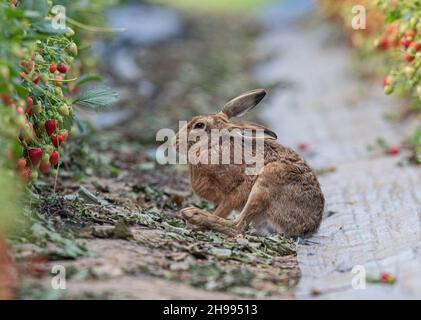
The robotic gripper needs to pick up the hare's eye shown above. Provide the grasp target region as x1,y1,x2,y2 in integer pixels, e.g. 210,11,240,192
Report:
194,122,205,129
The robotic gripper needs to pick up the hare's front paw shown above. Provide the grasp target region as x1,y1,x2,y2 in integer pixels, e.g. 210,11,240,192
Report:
180,207,211,225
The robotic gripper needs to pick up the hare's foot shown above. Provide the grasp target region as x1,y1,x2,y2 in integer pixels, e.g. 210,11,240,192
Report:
180,207,208,231
180,207,240,236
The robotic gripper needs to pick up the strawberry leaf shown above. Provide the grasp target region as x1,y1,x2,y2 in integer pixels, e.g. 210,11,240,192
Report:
75,75,103,87
73,86,119,110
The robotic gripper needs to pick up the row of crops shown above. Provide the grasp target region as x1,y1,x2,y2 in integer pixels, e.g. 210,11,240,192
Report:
319,0,421,161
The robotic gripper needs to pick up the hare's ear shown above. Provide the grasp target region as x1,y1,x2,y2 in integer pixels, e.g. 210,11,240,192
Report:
221,89,267,118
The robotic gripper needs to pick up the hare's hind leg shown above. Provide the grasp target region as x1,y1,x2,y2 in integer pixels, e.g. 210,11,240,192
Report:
181,207,239,236
181,181,270,236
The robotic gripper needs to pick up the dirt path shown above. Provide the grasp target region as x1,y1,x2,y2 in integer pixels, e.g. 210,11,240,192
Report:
15,9,300,300
255,7,421,298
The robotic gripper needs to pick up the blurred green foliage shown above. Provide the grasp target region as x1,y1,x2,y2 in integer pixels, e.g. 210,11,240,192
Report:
0,114,21,235
151,0,274,11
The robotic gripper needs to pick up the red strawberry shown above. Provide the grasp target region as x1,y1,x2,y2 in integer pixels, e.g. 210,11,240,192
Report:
16,158,27,170
378,38,390,50
54,75,63,86
382,76,392,87
51,134,63,148
50,151,59,166
45,120,57,136
26,97,33,108
404,53,415,63
27,122,33,133
297,142,308,151
409,41,421,52
400,36,411,49
1,94,14,106
57,63,68,74
25,108,32,117
379,272,395,284
40,161,51,174
15,106,24,115
49,63,57,73
388,146,400,155
28,148,43,166
404,30,416,38
20,167,31,183
20,60,34,73
33,75,40,85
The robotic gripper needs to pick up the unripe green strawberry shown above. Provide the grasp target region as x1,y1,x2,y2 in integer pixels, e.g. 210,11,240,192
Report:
409,79,418,87
15,115,27,129
384,85,394,95
17,99,25,108
409,17,418,29
417,85,421,97
68,43,78,56
30,170,38,182
55,87,63,97
11,45,24,58
45,145,54,156
404,66,415,78
0,65,9,80
59,104,70,116
34,54,44,62
41,73,49,83
66,28,75,37
70,126,76,137
33,102,42,115
41,153,50,164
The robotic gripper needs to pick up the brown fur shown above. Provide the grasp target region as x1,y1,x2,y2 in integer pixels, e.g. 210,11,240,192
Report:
173,89,324,237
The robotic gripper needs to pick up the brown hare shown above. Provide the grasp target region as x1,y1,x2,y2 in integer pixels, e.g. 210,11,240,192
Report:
173,89,324,237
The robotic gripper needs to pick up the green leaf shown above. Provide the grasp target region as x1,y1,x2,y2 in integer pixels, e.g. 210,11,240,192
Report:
385,9,402,23
33,20,72,35
409,127,421,146
5,7,25,19
75,75,103,87
73,86,119,110
20,0,49,19
14,83,29,98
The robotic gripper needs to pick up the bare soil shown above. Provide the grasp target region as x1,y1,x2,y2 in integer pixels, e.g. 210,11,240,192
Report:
13,12,300,300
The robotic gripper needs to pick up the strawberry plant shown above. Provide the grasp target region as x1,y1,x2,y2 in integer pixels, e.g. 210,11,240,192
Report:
376,0,420,105
0,0,118,186
318,0,421,162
